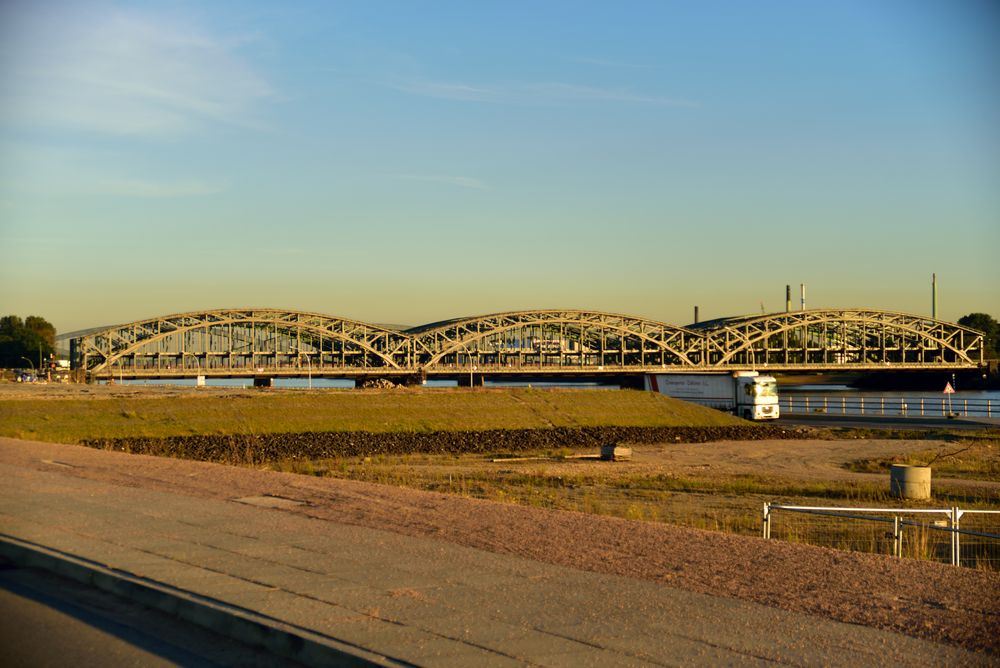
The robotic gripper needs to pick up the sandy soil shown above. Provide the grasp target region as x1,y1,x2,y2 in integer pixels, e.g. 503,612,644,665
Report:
2,436,998,654
574,439,1000,488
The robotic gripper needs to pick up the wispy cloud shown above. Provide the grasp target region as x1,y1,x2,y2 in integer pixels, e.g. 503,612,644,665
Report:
396,174,487,190
390,80,697,108
567,56,656,70
390,81,503,103
0,7,274,136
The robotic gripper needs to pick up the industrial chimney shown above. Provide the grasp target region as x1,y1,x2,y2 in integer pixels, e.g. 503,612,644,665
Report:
932,274,937,319
785,285,791,312
800,284,806,311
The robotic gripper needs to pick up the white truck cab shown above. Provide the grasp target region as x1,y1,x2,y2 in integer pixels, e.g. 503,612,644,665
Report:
733,371,780,420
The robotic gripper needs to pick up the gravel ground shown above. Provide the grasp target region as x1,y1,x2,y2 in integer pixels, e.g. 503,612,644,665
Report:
2,436,998,654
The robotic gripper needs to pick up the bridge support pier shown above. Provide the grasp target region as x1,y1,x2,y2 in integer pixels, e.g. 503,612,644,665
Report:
457,374,484,388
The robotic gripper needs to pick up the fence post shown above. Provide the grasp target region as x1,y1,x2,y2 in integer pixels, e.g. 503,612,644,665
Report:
920,398,924,416
950,507,960,566
805,396,809,413
860,397,864,414
762,503,771,539
880,396,884,415
841,396,846,415
893,516,902,558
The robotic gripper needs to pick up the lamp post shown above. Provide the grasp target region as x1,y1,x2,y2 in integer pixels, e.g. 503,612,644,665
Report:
20,356,34,372
300,351,312,389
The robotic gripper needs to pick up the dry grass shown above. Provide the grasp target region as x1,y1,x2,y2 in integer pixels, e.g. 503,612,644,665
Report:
847,438,1000,482
265,447,1000,550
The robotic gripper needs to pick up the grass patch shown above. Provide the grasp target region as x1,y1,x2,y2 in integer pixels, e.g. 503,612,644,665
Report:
847,439,1000,482
0,388,744,443
823,427,989,441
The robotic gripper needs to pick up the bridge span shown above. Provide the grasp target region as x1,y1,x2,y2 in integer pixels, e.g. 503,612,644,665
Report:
70,308,985,383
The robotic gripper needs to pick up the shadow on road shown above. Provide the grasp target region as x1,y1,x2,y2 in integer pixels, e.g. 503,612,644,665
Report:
0,558,291,668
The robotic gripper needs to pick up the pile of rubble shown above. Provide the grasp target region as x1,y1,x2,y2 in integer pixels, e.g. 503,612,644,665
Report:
357,378,399,390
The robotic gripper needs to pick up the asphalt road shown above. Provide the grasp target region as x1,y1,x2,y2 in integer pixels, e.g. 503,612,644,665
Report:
777,412,1000,431
0,559,295,668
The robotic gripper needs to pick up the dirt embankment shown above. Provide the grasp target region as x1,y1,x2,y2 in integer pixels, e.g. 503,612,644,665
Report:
82,425,809,462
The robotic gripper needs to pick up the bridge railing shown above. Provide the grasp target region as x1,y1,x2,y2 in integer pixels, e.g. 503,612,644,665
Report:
782,395,995,419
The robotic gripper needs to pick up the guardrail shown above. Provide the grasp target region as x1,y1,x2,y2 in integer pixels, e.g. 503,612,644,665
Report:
762,504,1000,569
782,395,994,418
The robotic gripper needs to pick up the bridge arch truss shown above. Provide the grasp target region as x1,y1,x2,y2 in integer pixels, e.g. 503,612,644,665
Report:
696,309,984,369
72,309,413,376
71,307,984,378
408,309,703,370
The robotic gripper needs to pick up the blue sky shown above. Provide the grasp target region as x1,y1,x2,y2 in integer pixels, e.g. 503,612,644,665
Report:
1,0,998,332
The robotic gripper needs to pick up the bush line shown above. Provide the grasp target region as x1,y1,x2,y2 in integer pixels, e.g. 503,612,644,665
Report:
81,425,807,465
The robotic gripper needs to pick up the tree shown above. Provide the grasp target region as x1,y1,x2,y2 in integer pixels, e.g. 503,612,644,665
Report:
958,313,999,358
0,314,56,368
25,315,56,348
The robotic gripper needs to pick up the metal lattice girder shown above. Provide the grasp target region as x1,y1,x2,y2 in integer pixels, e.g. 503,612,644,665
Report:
75,308,412,374
71,307,985,376
697,309,984,368
406,309,703,368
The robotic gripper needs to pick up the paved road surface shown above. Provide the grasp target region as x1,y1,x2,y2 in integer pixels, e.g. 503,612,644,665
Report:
0,561,293,667
1,439,991,666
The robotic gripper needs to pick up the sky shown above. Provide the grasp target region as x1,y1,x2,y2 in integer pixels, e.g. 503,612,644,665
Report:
1,0,998,333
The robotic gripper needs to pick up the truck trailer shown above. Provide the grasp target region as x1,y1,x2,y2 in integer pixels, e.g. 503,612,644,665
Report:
644,371,780,421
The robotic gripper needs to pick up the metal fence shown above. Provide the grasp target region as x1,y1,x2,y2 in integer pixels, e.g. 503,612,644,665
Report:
782,395,994,418
762,504,1000,569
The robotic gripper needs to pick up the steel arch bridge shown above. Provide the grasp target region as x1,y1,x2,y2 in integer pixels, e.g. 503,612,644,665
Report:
691,309,984,370
407,309,703,370
71,309,414,377
71,307,984,380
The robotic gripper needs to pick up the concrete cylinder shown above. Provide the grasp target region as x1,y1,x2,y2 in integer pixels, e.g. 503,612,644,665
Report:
890,465,931,500
600,445,633,461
